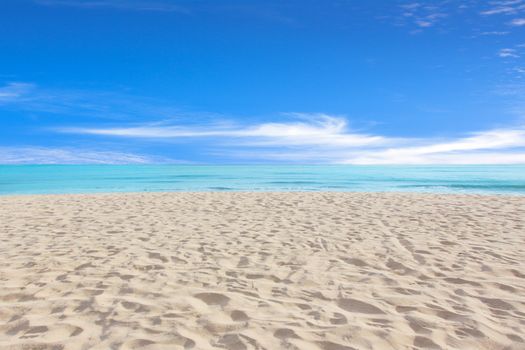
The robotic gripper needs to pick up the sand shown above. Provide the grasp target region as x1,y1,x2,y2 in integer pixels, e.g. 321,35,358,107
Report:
0,192,524,350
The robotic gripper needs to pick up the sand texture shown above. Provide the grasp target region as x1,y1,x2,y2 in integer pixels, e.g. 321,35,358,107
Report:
1,192,525,350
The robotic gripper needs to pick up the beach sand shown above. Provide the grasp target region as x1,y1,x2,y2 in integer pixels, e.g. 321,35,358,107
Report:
0,192,524,350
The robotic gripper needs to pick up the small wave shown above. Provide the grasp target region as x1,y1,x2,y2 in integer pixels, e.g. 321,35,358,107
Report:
166,174,216,178
266,181,321,185
400,183,525,192
448,184,525,190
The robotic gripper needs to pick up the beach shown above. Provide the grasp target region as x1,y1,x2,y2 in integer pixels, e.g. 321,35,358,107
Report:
0,192,524,350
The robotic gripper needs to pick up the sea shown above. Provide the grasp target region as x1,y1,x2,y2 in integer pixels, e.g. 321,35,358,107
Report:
1,165,525,195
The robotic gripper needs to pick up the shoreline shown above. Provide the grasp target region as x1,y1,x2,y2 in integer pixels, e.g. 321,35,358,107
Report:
1,192,524,349
1,190,525,198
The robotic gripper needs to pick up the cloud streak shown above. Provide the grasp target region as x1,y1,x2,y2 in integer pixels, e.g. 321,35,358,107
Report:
396,0,525,37
510,18,525,25
34,0,187,12
0,147,177,164
480,0,525,33
57,114,525,164
3,82,525,165
396,2,450,31
481,0,525,16
345,128,525,164
0,82,35,104
60,114,388,148
499,48,520,57
0,82,182,121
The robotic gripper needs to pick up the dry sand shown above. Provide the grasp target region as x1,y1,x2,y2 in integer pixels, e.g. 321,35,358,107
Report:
0,192,524,350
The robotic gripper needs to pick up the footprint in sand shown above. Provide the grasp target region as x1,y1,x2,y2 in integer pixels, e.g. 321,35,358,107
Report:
230,310,249,322
479,297,514,311
337,298,385,314
123,338,156,349
216,334,247,350
237,256,249,267
6,319,30,335
148,252,168,263
413,336,441,349
329,312,348,325
406,316,431,335
24,326,49,335
318,341,358,350
194,292,230,306
274,328,298,339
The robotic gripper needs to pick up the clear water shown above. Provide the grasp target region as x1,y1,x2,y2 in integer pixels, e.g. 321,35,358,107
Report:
1,165,525,195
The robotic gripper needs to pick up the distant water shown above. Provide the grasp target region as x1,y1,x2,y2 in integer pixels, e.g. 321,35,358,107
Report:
1,165,525,195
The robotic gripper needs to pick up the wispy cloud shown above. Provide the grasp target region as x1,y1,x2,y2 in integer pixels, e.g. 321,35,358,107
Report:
34,0,188,12
481,0,525,15
397,2,449,31
0,82,181,121
347,151,525,164
0,146,177,164
480,30,510,35
233,126,525,165
395,0,525,36
499,48,520,57
57,114,525,164
344,127,525,164
510,17,525,25
3,82,525,165
33,1,302,25
0,82,35,104
59,114,389,148
480,0,525,31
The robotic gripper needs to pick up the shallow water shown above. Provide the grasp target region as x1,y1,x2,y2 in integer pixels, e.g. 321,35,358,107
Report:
1,164,525,195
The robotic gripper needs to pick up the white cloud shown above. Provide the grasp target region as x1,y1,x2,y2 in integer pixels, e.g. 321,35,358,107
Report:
60,114,389,148
0,82,182,120
57,114,525,164
480,31,510,35
482,7,518,16
34,0,187,12
343,128,525,164
0,147,176,164
499,48,520,57
398,3,448,30
510,18,525,25
395,1,525,36
481,0,525,16
416,20,433,28
346,151,525,165
0,82,35,104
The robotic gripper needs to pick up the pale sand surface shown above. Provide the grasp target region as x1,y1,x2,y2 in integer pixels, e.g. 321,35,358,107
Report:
1,192,525,350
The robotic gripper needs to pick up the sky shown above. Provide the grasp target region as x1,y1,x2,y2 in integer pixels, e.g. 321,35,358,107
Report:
1,0,525,164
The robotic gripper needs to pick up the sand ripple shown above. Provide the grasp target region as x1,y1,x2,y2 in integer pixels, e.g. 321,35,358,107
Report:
1,192,525,349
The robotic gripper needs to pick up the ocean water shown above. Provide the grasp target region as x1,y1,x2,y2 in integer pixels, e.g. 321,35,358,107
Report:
1,165,525,195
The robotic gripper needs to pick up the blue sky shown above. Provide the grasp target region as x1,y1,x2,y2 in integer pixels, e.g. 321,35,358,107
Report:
1,0,525,164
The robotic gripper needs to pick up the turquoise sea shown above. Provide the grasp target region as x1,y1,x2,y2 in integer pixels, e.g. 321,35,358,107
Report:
1,165,525,195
